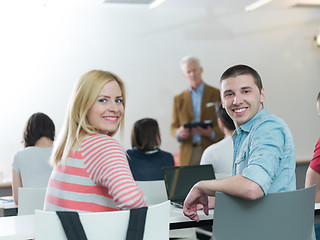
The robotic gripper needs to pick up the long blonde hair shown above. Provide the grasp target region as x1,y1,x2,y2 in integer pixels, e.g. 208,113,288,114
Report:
51,70,126,165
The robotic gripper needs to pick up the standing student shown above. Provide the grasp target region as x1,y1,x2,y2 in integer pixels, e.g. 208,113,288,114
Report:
170,56,223,166
12,112,55,205
183,64,296,221
200,99,235,179
44,70,146,212
127,118,174,181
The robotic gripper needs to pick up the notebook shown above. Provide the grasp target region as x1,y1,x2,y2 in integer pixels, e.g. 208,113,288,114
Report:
162,164,215,208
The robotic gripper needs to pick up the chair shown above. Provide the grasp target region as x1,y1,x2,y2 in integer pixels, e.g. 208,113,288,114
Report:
135,180,197,240
18,187,46,215
212,185,316,240
34,200,170,240
135,180,168,205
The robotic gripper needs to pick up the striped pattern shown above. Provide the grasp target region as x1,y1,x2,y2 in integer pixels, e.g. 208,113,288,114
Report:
44,134,147,212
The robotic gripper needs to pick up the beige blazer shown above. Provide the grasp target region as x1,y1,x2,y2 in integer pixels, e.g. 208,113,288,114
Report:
170,83,224,166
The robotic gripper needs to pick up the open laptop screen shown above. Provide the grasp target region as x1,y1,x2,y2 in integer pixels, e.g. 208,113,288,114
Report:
162,164,215,203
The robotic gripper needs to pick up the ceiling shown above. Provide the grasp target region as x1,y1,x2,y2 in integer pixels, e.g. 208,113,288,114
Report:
165,0,320,9
102,0,320,40
103,0,320,10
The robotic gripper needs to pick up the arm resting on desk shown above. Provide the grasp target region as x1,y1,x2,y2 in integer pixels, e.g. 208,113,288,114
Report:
183,175,263,222
197,174,264,200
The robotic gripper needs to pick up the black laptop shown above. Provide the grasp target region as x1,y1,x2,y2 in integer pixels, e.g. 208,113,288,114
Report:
162,164,215,208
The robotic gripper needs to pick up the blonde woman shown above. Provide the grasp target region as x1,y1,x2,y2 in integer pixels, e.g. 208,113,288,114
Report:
44,70,146,212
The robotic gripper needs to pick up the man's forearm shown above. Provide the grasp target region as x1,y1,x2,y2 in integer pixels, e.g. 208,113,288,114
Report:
195,174,264,200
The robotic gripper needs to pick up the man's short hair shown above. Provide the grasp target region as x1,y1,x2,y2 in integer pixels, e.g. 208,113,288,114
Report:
220,64,263,92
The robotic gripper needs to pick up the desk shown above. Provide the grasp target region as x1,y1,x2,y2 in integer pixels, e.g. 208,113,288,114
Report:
0,182,11,188
0,215,34,240
0,206,214,239
0,196,17,217
2,203,319,239
170,205,213,229
0,180,12,197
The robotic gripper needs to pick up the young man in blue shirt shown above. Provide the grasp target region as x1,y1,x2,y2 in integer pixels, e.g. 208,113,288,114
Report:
183,64,296,222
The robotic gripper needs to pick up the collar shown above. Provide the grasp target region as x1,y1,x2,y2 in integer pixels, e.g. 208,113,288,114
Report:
238,108,268,133
189,82,205,94
133,147,159,154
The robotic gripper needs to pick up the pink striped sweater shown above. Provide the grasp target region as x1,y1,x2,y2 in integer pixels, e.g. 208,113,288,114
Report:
44,134,147,212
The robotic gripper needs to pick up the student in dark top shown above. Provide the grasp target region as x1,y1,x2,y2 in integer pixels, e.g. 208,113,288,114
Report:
127,118,174,181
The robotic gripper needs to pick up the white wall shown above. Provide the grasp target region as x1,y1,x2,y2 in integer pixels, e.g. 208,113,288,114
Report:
0,2,319,179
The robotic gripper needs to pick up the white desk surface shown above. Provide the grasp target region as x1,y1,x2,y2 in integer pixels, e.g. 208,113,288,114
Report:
0,205,213,240
1,203,318,240
0,214,34,240
170,204,214,223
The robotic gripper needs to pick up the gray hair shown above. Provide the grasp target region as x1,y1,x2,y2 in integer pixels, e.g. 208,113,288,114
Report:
180,56,201,69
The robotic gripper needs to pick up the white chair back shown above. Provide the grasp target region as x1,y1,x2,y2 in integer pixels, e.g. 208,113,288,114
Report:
135,180,197,240
212,185,316,240
35,200,170,240
135,180,168,205
18,187,46,215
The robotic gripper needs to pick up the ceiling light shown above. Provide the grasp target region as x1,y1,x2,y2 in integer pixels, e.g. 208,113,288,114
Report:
149,0,167,9
315,32,320,48
245,0,273,12
103,0,153,4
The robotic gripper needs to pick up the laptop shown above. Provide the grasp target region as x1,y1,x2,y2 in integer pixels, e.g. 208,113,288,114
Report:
162,164,215,208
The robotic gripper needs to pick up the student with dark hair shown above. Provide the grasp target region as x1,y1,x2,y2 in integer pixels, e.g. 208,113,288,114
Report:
200,99,235,179
12,112,55,205
183,64,296,221
127,118,174,181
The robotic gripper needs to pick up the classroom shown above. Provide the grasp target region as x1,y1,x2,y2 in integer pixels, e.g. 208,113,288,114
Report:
0,0,319,239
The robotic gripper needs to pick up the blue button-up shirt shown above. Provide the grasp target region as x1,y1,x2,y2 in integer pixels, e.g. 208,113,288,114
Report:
190,83,204,143
232,109,296,194
189,83,215,143
176,82,216,142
